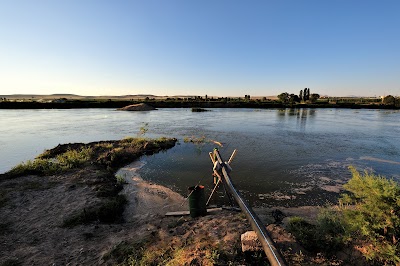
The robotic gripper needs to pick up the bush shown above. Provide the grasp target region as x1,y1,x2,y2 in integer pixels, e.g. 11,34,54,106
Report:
288,211,346,254
339,166,400,264
314,209,346,251
288,167,400,264
288,216,321,251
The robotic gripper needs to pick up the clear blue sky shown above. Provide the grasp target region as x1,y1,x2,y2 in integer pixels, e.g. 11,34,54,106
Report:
1,0,399,97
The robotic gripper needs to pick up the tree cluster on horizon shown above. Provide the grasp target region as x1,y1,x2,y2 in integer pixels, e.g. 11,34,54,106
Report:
278,88,320,104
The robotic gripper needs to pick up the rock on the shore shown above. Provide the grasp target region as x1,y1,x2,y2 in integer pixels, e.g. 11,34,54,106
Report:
241,231,263,252
117,103,156,111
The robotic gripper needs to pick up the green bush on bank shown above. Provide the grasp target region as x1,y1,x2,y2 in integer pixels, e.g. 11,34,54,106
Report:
339,166,400,264
288,166,400,265
288,209,346,253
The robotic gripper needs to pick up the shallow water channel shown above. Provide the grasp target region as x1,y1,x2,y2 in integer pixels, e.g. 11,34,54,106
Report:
1,108,399,207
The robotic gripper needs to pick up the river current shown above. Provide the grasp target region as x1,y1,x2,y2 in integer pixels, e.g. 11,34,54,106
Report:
1,108,399,206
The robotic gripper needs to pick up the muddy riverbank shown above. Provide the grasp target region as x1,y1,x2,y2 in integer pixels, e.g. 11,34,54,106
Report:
0,138,370,265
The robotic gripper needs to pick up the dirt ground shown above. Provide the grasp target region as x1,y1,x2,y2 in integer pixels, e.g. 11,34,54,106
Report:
1,159,367,265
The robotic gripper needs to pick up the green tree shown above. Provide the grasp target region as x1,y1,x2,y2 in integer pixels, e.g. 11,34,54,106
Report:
382,95,395,105
303,88,311,101
278,92,289,103
310,93,320,103
289,94,300,103
299,90,303,101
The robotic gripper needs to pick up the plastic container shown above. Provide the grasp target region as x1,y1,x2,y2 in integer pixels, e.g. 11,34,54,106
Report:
188,185,207,218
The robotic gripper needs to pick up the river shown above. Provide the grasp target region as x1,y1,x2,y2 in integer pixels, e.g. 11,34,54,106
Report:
1,108,399,206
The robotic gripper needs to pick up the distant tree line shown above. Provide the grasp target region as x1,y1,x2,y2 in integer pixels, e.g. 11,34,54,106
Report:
278,88,320,104
1,94,400,109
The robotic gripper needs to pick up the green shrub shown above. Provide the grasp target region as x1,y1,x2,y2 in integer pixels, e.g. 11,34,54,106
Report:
288,213,346,253
287,216,318,250
339,166,400,264
315,209,346,251
289,167,400,265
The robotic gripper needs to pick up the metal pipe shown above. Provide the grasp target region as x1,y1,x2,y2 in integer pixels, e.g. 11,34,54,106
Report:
213,149,287,266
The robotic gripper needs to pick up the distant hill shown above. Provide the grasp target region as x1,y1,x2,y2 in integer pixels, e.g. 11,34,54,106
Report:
0,94,160,100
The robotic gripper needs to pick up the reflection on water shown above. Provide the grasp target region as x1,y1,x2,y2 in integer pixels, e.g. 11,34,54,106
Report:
1,108,399,206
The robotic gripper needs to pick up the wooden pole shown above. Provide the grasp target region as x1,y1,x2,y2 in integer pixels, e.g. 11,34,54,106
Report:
213,149,287,266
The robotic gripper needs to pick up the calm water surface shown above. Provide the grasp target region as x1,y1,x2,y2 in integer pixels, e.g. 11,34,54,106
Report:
1,108,399,206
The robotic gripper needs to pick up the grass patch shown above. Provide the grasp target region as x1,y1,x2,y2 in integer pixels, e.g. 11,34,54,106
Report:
120,137,147,146
5,147,93,178
2,137,176,179
115,175,128,185
103,215,254,266
103,239,148,264
7,159,58,177
62,195,128,228
287,216,318,250
183,136,206,144
95,142,114,149
55,147,93,168
105,238,187,266
288,211,345,253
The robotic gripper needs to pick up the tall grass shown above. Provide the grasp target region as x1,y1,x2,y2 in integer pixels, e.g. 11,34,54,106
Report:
7,147,93,177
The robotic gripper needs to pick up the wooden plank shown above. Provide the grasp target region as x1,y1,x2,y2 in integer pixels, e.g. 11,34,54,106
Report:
165,207,223,216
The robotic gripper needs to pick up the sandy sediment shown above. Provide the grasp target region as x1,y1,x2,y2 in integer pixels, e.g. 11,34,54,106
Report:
0,168,184,265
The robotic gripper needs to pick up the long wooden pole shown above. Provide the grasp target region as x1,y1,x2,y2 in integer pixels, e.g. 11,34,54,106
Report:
213,149,287,266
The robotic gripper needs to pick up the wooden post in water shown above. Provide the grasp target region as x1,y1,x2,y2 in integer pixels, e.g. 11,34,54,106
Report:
212,149,287,266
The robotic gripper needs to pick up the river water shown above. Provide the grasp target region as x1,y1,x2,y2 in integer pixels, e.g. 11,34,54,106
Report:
1,108,399,206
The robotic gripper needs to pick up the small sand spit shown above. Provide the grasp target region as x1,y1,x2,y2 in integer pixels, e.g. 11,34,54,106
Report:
117,103,156,111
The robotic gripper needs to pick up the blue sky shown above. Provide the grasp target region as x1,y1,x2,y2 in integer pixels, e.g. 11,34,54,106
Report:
0,0,399,97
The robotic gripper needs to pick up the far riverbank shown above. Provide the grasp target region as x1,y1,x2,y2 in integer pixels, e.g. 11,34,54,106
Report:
1,99,399,109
